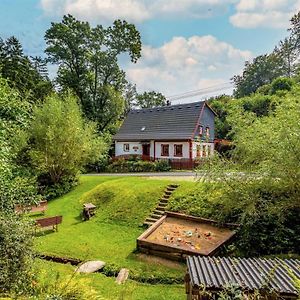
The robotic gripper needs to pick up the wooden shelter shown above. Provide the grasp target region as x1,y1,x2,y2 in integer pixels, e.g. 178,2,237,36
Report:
185,256,300,300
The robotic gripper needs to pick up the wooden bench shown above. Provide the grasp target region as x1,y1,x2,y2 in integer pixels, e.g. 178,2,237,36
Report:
15,200,48,214
35,215,63,232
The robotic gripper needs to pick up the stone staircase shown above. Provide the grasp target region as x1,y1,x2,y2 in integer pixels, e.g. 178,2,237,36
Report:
143,184,179,227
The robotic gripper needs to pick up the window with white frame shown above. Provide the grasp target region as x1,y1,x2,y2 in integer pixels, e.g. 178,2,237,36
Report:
123,143,130,152
199,125,203,136
205,127,210,138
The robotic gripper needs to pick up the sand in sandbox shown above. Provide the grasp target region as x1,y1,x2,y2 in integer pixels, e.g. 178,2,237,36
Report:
146,216,234,255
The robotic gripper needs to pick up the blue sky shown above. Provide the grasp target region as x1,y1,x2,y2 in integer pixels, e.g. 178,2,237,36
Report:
0,0,299,100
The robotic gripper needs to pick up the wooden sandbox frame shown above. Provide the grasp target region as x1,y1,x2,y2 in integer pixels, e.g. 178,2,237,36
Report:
137,212,239,261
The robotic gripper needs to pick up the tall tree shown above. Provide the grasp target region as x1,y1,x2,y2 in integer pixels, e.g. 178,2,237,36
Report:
274,37,298,77
232,54,284,98
0,36,52,101
135,91,167,108
123,81,137,113
290,11,300,49
45,14,141,132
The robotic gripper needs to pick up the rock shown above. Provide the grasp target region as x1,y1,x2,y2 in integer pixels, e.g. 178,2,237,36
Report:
116,268,129,284
76,260,105,273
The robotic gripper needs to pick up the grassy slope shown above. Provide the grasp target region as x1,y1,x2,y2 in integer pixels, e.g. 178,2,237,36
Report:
37,260,184,300
35,175,187,277
167,181,221,218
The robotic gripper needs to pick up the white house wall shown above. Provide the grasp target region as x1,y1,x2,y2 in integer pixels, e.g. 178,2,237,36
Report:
115,140,214,159
155,141,190,159
115,141,142,156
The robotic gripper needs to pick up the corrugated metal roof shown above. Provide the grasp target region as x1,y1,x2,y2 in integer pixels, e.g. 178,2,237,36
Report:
187,256,300,296
113,101,205,141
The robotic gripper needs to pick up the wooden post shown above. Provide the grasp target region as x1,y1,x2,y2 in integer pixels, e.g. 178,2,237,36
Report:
189,140,192,159
189,140,193,169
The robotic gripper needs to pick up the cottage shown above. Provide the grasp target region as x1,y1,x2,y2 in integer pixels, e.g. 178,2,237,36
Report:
113,101,216,164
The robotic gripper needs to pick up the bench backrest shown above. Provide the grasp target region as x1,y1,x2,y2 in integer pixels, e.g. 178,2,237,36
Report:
30,200,48,212
15,200,48,213
36,215,62,227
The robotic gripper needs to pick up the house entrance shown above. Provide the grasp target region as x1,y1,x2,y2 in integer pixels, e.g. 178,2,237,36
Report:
142,144,150,158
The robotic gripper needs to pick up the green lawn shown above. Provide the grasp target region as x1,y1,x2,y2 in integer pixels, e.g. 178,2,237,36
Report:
36,259,185,300
35,175,191,279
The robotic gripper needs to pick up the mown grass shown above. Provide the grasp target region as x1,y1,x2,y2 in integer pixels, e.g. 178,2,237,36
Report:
36,259,185,300
167,181,223,218
35,175,190,279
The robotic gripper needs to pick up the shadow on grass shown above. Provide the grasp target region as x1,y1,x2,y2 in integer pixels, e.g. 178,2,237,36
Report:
35,229,58,237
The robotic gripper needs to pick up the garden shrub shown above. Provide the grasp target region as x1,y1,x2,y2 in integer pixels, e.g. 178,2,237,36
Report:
270,77,293,95
0,215,34,296
85,155,110,173
28,92,106,196
0,78,39,297
38,174,79,200
154,159,171,171
107,158,171,173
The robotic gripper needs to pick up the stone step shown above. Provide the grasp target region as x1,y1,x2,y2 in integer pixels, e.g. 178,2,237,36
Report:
151,213,163,219
143,184,179,227
168,184,179,188
166,187,176,191
145,217,158,224
143,221,153,227
154,208,165,214
157,206,167,211
160,199,168,204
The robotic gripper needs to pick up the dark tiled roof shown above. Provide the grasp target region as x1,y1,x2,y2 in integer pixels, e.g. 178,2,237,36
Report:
187,256,300,297
113,101,205,141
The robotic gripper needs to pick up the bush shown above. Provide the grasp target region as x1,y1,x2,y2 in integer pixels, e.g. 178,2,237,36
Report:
38,174,79,200
107,158,171,173
0,215,34,296
270,77,293,94
154,159,171,171
84,155,110,173
29,92,106,185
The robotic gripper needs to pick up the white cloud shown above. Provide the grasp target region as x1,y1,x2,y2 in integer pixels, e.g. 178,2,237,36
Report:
230,0,300,29
125,35,252,99
40,0,150,22
40,0,300,29
40,0,236,23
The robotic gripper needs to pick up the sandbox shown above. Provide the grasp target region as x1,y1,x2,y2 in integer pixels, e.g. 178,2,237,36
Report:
137,212,238,261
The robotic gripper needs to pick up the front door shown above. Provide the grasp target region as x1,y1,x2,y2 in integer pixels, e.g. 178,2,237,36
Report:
142,144,150,158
